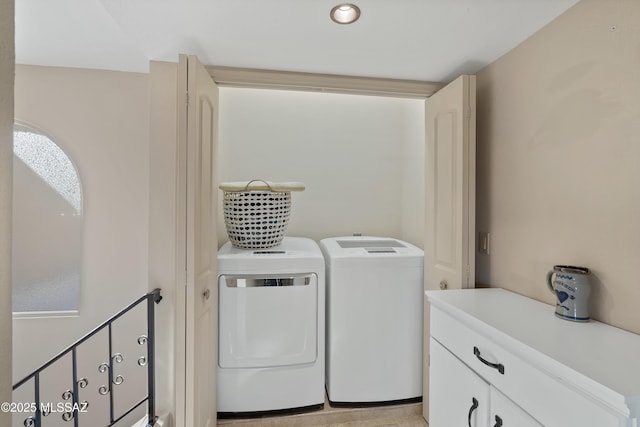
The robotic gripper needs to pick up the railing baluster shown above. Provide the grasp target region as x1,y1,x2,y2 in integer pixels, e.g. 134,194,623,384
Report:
34,372,41,427
108,321,115,424
72,347,79,427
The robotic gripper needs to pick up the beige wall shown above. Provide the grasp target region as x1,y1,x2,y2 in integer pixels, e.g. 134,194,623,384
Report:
217,87,425,248
0,0,14,422
10,62,178,421
13,66,150,379
476,0,640,333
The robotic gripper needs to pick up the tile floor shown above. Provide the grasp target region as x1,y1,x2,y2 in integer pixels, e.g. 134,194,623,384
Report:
217,396,428,427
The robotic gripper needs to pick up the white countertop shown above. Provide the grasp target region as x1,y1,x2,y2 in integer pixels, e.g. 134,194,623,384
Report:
426,288,640,416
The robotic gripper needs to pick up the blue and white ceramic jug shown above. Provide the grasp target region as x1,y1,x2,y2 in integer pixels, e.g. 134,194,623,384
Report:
546,265,592,322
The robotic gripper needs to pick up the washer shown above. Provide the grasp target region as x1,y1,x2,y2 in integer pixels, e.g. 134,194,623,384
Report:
217,237,325,415
320,236,424,404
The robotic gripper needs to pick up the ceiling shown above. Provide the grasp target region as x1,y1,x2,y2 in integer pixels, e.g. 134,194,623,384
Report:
16,0,579,83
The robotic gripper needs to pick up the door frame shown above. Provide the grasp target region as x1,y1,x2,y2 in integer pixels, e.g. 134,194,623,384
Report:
161,63,475,426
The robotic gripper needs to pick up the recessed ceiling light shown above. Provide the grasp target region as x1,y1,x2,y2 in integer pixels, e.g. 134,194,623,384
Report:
330,3,361,25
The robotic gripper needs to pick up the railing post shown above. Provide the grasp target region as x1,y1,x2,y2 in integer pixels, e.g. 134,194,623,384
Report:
146,289,162,426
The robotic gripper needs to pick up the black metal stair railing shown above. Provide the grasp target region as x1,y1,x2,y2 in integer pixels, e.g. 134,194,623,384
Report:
12,288,163,427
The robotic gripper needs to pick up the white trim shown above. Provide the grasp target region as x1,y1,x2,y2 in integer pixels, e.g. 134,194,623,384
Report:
174,54,189,427
207,66,443,98
12,310,79,319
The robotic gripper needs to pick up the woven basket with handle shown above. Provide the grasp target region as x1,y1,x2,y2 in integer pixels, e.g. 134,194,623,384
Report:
219,180,305,249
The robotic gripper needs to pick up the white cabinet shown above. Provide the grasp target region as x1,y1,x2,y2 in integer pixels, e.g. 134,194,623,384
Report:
427,288,640,427
430,338,540,427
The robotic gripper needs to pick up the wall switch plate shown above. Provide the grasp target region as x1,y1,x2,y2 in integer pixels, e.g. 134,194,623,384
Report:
478,231,490,255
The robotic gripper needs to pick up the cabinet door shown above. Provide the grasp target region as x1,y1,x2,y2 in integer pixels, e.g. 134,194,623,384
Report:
430,338,489,427
490,387,542,427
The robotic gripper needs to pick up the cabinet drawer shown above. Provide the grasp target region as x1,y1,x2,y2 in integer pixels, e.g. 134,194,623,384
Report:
430,307,623,427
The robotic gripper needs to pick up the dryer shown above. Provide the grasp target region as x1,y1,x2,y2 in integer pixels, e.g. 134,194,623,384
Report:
217,237,325,415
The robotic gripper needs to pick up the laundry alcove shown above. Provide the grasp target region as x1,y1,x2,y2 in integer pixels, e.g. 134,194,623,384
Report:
216,87,426,248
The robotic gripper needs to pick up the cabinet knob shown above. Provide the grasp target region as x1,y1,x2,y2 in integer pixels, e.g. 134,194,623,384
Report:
439,280,448,290
203,288,210,300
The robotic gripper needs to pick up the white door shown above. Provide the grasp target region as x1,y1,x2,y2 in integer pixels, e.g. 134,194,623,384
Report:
424,74,476,292
181,54,219,427
423,74,476,422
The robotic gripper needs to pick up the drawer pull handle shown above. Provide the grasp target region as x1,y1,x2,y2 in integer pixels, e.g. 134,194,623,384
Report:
473,346,505,374
494,415,503,427
467,397,479,427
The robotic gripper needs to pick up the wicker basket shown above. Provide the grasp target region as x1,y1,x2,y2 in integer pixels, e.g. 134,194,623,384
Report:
220,180,304,249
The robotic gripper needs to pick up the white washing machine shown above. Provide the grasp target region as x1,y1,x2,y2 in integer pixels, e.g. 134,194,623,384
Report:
217,237,325,415
320,236,424,405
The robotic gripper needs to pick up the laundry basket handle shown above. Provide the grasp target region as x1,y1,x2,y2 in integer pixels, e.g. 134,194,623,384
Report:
244,180,273,191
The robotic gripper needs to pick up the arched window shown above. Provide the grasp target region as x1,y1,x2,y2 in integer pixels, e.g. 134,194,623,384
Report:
12,124,82,313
